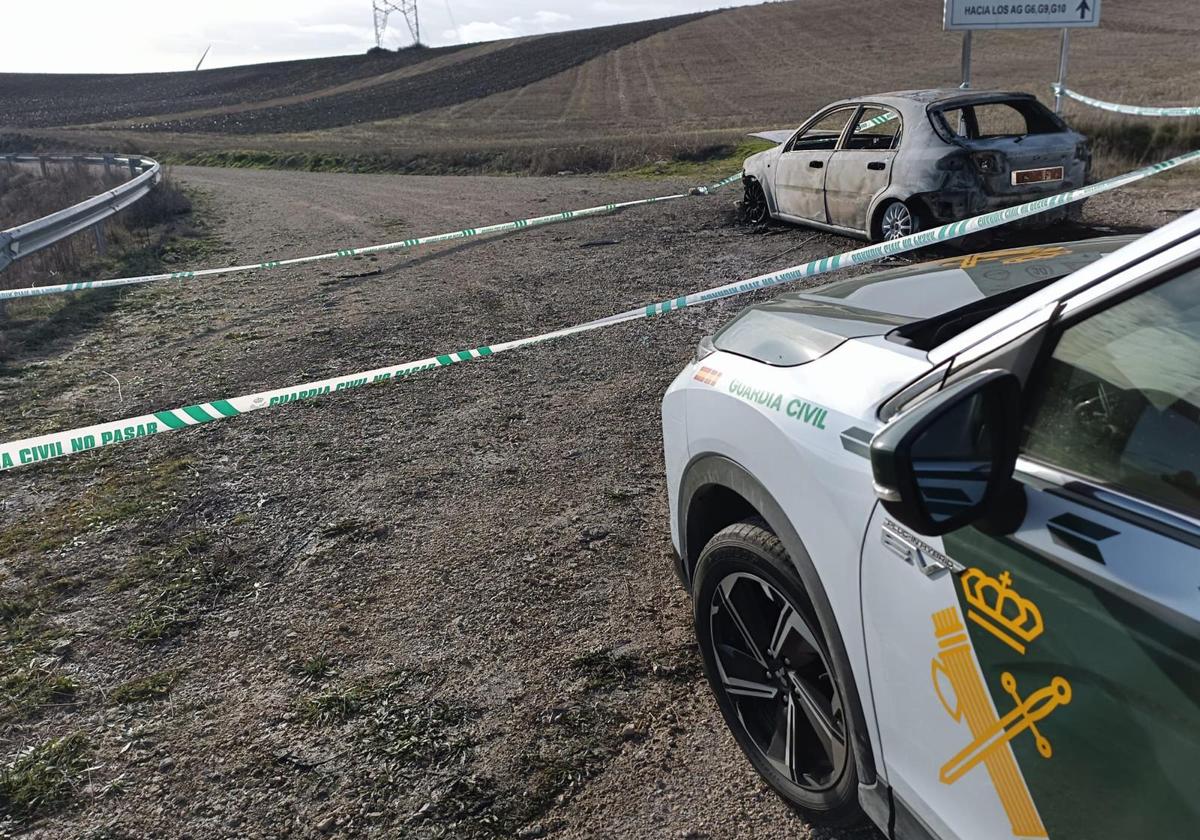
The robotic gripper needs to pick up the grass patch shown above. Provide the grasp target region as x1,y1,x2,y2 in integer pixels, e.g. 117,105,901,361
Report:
1076,115,1200,179
0,733,91,822
570,649,647,692
300,670,474,771
290,653,333,684
108,669,183,704
1,590,77,724
411,701,624,840
121,533,236,642
0,458,195,561
151,129,761,179
619,137,768,182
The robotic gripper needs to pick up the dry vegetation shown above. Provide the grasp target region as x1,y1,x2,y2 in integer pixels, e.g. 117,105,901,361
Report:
0,162,205,365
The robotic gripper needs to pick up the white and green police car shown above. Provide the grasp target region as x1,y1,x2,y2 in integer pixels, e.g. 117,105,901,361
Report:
663,212,1200,839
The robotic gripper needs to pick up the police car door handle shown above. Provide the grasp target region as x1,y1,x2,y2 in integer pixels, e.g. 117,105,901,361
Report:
867,161,886,171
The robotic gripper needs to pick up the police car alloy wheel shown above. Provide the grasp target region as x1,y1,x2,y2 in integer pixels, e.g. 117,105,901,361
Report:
692,520,862,824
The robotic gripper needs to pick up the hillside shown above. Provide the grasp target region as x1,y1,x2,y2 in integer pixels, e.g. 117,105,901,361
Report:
3,0,1198,173
0,12,713,132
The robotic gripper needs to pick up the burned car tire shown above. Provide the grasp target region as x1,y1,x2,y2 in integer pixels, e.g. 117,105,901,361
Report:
742,179,770,225
693,520,863,826
874,199,918,242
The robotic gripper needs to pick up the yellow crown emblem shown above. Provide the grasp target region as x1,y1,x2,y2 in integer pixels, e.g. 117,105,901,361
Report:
961,569,1043,654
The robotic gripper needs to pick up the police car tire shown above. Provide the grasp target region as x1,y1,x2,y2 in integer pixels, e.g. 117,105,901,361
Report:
693,519,864,826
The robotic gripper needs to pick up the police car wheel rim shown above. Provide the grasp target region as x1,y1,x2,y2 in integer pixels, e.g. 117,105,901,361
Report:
708,571,848,792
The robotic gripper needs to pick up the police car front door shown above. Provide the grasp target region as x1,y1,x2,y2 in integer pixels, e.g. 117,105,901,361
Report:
861,264,1200,839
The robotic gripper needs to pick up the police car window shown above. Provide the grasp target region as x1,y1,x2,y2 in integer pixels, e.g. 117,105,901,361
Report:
846,107,901,151
789,108,855,152
1024,266,1200,517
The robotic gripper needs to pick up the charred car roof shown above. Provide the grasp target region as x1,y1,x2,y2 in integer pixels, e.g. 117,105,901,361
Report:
713,236,1136,366
822,88,1043,112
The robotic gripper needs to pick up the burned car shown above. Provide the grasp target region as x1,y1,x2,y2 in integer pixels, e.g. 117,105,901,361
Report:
742,89,1091,241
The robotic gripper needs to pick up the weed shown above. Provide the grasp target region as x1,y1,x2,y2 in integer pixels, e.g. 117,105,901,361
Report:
1,590,77,724
0,458,195,562
109,669,183,704
0,733,91,821
412,701,624,839
570,649,646,692
291,653,332,684
300,671,474,770
1076,115,1200,179
619,137,770,182
123,536,236,642
300,682,368,725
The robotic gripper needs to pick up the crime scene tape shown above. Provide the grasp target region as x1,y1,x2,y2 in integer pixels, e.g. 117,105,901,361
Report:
1053,85,1200,118
0,173,743,301
2,149,1198,473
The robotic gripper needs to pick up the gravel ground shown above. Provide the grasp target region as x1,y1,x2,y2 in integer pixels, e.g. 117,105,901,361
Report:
1,165,1196,839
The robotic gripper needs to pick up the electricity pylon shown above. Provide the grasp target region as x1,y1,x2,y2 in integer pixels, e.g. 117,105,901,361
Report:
373,1,420,48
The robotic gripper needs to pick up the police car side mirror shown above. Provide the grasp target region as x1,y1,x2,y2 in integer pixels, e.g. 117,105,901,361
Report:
869,370,1022,537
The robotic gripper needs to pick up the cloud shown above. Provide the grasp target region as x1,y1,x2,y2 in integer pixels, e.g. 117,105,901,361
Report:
530,11,572,26
451,21,520,43
446,10,577,45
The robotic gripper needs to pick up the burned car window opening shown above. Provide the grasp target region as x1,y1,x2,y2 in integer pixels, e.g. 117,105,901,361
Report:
931,97,1065,143
844,106,903,151
787,107,856,153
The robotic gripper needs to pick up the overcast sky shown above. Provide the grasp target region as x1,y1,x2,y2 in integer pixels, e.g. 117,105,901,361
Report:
4,0,767,74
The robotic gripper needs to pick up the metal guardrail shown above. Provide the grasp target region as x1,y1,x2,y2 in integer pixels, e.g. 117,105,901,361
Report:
0,153,162,273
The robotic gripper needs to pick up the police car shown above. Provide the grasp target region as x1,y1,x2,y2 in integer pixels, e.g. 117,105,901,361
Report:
662,212,1200,839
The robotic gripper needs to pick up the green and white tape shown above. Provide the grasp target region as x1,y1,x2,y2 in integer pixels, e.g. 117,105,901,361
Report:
2,151,1198,473
1054,85,1200,118
0,173,742,301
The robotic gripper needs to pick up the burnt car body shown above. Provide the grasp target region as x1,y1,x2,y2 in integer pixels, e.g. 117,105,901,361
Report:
741,89,1091,242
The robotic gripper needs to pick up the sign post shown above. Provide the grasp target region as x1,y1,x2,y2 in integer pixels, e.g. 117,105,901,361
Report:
961,30,973,88
1054,28,1071,113
943,1,1101,97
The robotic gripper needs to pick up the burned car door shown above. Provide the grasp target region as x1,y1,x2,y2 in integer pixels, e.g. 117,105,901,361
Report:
825,105,901,232
772,106,855,223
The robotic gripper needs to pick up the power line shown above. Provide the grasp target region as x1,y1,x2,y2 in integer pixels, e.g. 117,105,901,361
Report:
442,0,460,43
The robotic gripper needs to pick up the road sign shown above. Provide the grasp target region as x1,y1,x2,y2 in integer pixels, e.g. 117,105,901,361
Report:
944,1,1101,30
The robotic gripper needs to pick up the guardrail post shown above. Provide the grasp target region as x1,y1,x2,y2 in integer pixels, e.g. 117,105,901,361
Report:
103,154,113,177
39,158,48,178
92,221,108,257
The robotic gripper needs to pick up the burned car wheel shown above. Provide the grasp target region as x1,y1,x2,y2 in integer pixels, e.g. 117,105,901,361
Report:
742,179,770,225
693,521,862,825
875,199,917,242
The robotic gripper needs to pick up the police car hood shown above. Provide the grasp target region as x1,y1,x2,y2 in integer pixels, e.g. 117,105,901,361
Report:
713,237,1134,367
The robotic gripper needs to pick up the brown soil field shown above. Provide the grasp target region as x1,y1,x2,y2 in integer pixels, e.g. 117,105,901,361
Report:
0,46,470,128
0,12,712,134
1,162,1196,839
6,0,1197,172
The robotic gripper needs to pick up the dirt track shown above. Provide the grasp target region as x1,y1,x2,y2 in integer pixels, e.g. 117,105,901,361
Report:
2,165,1197,839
